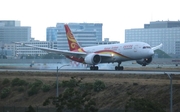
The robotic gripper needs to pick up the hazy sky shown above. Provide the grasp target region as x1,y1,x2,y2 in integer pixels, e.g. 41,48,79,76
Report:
0,0,180,43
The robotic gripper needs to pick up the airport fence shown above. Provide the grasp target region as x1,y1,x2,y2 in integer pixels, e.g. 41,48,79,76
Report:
0,106,139,112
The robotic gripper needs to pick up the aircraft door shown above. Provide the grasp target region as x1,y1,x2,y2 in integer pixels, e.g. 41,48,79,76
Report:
134,45,138,52
118,46,122,53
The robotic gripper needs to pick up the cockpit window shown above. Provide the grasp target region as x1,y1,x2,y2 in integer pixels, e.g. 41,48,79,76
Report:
143,46,151,49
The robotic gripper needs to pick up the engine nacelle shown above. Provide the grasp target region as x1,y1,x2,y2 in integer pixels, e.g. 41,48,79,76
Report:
84,53,101,65
136,57,152,66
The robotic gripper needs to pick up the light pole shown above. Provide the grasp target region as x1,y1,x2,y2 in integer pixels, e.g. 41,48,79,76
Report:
1,46,4,59
56,64,70,97
164,72,173,112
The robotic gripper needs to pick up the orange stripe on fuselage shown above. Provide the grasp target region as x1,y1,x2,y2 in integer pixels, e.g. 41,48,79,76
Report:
67,49,131,63
95,50,132,59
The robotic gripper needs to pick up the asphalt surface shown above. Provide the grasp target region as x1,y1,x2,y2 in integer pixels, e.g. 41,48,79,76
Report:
0,62,179,75
0,68,179,75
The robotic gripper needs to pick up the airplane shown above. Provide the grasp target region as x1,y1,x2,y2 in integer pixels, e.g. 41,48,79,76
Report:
17,24,162,70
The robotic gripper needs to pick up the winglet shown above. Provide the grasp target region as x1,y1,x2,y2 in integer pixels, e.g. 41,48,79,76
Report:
152,43,163,50
64,24,81,51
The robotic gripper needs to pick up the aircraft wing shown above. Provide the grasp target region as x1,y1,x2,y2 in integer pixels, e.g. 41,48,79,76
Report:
16,42,112,57
152,43,163,51
16,43,113,58
17,43,87,57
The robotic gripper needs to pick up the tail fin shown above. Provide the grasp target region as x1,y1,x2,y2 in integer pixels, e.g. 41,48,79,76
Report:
64,24,81,51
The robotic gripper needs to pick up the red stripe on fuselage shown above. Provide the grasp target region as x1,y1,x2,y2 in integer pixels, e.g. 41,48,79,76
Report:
66,56,85,63
66,48,85,63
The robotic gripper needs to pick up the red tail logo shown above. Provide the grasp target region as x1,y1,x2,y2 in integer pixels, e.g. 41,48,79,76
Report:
64,24,81,51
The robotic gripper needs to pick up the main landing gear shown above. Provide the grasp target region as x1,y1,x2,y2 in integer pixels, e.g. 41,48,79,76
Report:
115,62,124,70
90,65,98,70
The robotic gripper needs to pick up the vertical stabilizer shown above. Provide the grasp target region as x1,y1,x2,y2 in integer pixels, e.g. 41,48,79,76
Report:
64,24,81,51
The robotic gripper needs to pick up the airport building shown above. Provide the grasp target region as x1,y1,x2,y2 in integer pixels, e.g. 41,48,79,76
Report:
125,21,180,55
1,21,120,59
0,43,15,59
14,40,57,58
0,20,31,43
47,23,103,50
0,40,57,59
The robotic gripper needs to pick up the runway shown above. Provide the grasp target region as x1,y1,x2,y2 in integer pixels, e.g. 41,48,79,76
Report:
0,62,179,75
0,68,179,75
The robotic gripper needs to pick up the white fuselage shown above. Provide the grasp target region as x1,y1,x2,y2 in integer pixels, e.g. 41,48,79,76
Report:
82,42,154,63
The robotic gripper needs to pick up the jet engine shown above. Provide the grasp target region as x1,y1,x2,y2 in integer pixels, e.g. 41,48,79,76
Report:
84,53,101,65
136,57,152,66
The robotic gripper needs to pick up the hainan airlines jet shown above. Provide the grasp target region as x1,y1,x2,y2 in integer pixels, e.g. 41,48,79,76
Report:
17,24,162,70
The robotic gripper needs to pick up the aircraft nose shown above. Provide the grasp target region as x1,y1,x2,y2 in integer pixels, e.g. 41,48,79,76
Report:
149,49,154,56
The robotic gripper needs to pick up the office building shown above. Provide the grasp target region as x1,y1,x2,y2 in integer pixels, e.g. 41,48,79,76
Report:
97,38,120,45
46,23,102,50
175,41,180,55
125,21,180,54
0,20,31,43
46,27,57,41
0,20,20,27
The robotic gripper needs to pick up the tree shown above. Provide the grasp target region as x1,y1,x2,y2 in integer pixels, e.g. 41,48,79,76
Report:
43,77,98,112
125,98,165,112
25,105,36,112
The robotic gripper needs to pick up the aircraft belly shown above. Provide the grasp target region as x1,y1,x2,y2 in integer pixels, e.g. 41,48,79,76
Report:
100,56,130,63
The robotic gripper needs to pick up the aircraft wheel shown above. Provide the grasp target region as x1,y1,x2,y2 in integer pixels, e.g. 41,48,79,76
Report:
95,66,98,70
90,66,93,70
120,66,124,70
115,66,124,70
115,66,118,70
90,66,98,70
